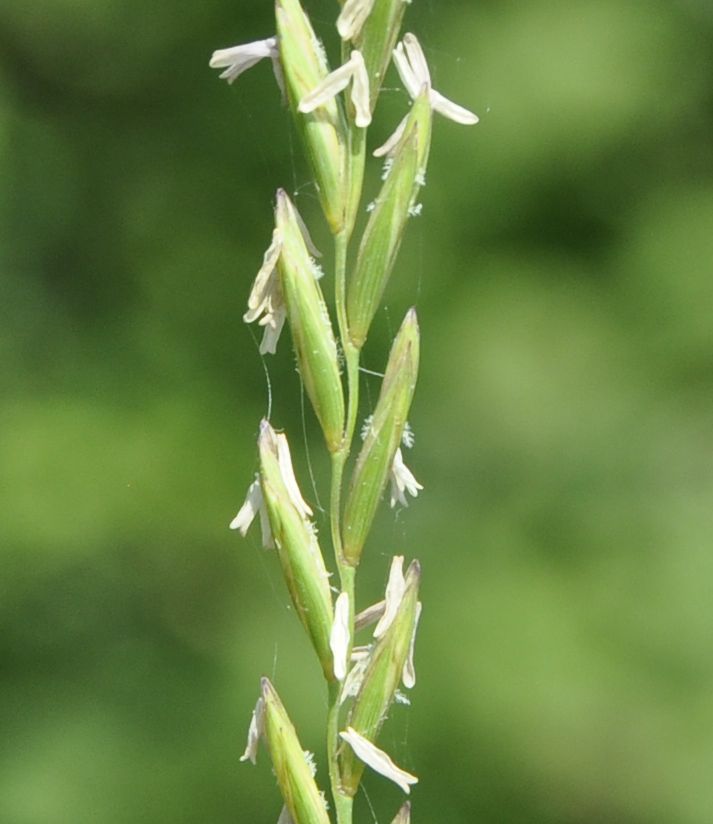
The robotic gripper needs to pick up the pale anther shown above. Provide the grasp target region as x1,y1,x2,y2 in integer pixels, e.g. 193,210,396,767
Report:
402,601,422,689
337,0,377,41
243,228,286,355
209,37,283,92
339,728,418,793
375,33,478,157
230,476,274,549
299,50,372,128
330,592,351,681
244,196,322,355
355,599,385,631
389,448,423,508
274,431,313,519
239,695,265,764
339,653,370,704
374,556,406,638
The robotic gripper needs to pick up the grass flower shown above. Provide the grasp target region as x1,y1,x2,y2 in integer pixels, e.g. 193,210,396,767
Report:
215,1,478,818
375,32,478,157
394,33,479,124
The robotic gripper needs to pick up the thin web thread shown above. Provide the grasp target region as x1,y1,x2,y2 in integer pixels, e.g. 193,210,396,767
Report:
286,109,326,518
359,783,380,824
246,325,273,421
300,377,325,514
242,516,292,651
271,642,279,683
241,329,294,640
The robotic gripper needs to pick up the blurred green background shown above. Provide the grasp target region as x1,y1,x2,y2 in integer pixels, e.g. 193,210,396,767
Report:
2,0,713,822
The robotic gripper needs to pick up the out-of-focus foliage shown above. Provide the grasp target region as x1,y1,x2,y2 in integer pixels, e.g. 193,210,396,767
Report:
2,0,712,822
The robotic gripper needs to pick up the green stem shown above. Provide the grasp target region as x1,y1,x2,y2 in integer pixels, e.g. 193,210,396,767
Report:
328,454,356,824
343,343,361,449
344,125,366,243
327,222,361,824
330,450,347,569
334,230,350,360
332,220,358,573
334,231,362,452
327,680,354,824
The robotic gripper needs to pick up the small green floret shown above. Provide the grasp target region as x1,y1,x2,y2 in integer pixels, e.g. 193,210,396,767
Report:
347,93,432,347
261,678,332,824
276,191,345,453
340,560,421,795
259,421,336,679
342,309,420,565
277,0,348,233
